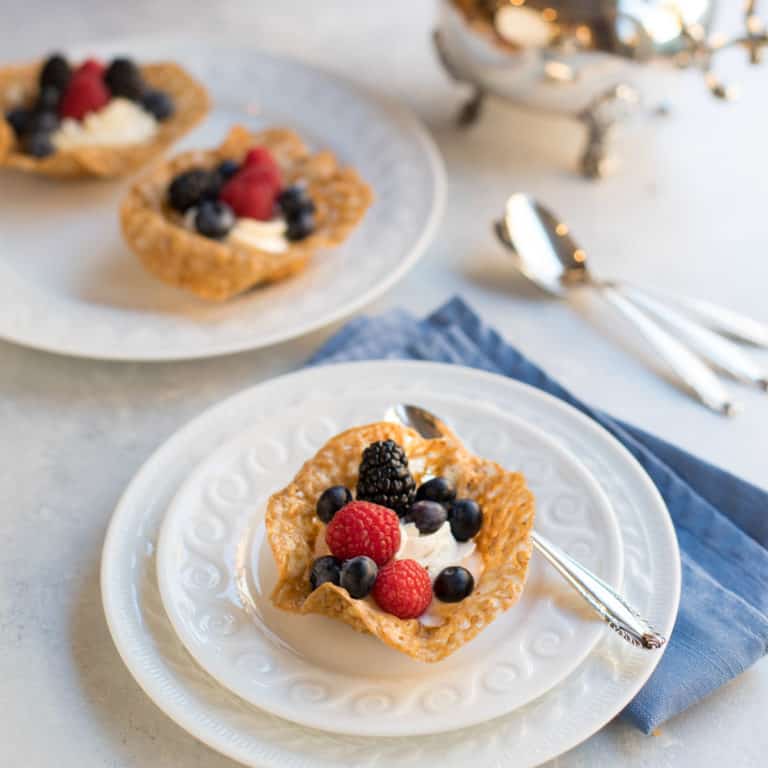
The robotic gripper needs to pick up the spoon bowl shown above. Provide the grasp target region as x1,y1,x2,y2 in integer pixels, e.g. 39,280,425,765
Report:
495,193,589,297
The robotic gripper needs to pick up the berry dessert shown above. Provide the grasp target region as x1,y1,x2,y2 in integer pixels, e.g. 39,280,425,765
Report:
121,125,373,300
266,422,535,662
0,52,208,178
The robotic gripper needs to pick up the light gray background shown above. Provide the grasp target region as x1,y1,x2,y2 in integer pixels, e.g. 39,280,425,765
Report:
1,2,766,766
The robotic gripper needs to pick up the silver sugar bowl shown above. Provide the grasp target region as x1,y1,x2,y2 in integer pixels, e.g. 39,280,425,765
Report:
434,0,768,177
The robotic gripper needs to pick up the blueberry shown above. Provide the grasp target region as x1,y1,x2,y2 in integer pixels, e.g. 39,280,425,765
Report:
448,499,483,542
216,159,240,182
309,555,342,590
5,108,30,137
26,110,59,133
39,54,71,91
194,200,235,239
22,131,55,158
316,485,352,524
36,86,61,112
141,89,174,121
415,477,456,506
286,209,315,241
168,169,219,212
340,556,378,599
433,566,474,603
105,58,145,100
277,185,316,217
408,500,448,535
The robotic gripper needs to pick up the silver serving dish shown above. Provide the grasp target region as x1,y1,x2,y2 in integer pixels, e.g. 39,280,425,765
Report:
434,0,768,176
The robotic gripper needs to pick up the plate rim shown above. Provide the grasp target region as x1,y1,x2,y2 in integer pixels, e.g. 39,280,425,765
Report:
101,360,681,767
0,38,445,362
154,393,625,737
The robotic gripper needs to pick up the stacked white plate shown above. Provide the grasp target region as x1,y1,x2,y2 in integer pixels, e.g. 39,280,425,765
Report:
0,40,444,360
101,360,680,767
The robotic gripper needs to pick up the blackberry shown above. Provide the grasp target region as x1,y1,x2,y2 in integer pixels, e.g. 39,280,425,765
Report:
168,168,219,213
105,58,145,100
39,53,71,91
356,440,416,516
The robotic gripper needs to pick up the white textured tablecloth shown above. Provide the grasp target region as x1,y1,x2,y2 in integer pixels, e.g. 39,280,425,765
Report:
1,2,766,766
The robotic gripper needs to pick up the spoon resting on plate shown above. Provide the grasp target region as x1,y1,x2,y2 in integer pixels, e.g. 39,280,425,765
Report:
389,403,667,650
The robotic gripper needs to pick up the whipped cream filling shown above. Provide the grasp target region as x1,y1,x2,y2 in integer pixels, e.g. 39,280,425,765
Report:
398,521,484,627
182,206,289,253
397,521,475,579
52,98,157,150
228,217,289,253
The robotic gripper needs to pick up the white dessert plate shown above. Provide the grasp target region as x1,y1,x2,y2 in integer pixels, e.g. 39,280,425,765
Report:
155,393,623,737
101,361,680,767
0,39,444,361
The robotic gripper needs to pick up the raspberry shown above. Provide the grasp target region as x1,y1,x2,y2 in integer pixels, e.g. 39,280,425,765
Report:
325,501,400,566
58,72,109,120
372,559,433,619
220,168,278,220
76,58,106,78
244,146,281,188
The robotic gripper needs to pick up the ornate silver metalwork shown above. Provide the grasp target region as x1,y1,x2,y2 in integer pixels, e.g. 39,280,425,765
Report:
434,1,768,177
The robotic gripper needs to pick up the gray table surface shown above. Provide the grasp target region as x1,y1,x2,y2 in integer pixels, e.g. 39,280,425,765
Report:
1,1,766,766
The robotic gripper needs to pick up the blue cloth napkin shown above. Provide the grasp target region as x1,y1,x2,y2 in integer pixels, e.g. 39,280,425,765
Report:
306,296,768,733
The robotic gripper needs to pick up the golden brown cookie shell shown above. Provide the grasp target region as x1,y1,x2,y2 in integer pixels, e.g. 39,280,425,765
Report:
266,422,535,662
120,125,373,300
0,59,209,178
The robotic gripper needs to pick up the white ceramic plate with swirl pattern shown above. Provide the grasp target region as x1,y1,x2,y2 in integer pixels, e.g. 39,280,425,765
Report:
0,39,443,361
155,393,623,736
101,362,679,766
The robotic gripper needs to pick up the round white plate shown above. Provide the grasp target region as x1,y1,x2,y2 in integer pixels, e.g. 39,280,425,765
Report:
102,361,680,768
0,40,444,361
156,393,623,737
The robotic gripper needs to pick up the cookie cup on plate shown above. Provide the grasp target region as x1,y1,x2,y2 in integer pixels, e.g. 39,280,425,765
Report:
120,125,373,300
0,59,208,178
267,421,535,662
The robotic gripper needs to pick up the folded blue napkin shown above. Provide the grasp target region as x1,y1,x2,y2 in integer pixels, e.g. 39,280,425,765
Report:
307,296,768,733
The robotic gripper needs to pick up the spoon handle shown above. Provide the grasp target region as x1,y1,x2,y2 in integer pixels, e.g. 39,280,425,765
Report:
532,532,666,649
639,291,768,348
596,284,736,415
615,285,768,390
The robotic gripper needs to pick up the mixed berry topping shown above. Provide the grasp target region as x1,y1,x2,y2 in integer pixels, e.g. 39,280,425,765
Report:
448,498,483,542
166,145,317,243
308,440,484,618
340,556,379,599
372,559,434,619
356,440,416,516
310,555,342,590
316,485,352,524
4,52,174,158
325,500,401,566
433,566,475,603
415,476,456,505
407,500,447,534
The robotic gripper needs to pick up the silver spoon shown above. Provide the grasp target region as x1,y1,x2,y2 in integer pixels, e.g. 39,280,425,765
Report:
495,193,751,414
389,403,667,650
